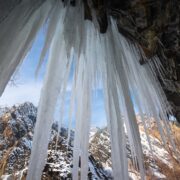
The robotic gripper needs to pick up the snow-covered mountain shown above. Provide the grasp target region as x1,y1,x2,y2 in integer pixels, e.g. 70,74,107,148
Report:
90,119,180,179
0,102,111,179
0,103,180,179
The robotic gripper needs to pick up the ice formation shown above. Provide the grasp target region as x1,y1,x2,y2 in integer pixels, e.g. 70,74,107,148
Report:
0,0,176,180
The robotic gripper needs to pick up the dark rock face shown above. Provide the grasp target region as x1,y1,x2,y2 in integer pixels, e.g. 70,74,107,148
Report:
0,0,179,120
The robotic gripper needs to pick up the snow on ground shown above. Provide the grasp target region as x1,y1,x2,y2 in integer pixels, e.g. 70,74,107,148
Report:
140,130,173,168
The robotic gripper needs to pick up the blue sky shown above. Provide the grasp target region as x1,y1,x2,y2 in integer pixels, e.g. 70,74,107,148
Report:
0,28,107,128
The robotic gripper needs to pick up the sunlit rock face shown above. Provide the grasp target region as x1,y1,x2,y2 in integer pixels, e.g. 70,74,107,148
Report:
0,0,179,121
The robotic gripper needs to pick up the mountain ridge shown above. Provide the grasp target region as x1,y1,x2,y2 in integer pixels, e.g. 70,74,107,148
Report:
0,102,180,179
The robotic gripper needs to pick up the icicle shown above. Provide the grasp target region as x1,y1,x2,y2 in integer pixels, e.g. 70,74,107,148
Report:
72,54,85,180
97,32,129,179
0,0,54,96
35,0,62,76
103,74,129,179
106,20,145,179
27,5,69,179
55,48,73,149
67,69,76,146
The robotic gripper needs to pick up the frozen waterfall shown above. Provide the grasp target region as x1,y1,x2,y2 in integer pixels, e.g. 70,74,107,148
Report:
0,0,176,180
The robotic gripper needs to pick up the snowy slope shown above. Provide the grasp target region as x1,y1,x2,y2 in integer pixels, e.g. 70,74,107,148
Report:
90,122,180,180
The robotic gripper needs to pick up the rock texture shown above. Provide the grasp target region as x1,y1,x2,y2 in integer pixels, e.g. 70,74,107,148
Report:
0,0,179,120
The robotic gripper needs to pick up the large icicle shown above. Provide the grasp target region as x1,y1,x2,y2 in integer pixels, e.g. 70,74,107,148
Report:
35,0,62,76
0,0,54,95
27,4,68,179
72,53,92,180
72,21,98,180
